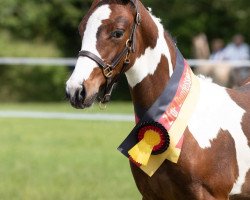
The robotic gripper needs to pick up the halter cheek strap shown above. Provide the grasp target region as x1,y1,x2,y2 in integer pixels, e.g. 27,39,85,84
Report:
78,0,141,104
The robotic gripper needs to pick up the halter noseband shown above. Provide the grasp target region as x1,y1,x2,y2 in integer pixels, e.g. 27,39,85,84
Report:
78,0,141,104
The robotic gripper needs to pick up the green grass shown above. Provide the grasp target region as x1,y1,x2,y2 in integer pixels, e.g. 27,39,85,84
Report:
0,103,140,200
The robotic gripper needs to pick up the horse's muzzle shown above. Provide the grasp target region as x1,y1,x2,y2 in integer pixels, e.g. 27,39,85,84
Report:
65,86,86,109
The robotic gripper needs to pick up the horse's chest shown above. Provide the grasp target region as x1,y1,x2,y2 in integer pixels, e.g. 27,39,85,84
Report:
131,81,250,199
130,160,197,200
131,132,238,199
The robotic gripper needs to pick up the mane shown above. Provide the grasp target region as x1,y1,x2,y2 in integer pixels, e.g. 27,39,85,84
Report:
147,7,177,45
198,74,213,83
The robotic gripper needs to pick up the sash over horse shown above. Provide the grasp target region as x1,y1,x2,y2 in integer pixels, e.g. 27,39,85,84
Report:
118,49,200,176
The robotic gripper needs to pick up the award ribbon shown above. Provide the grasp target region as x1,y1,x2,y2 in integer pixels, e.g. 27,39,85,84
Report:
118,49,200,176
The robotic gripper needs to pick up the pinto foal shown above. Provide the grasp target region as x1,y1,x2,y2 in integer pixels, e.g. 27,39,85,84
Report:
66,0,250,199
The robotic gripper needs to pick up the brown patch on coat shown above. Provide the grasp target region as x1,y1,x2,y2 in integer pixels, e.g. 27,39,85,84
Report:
95,0,159,75
227,92,250,200
227,85,250,148
241,170,250,195
131,129,238,200
131,55,170,110
228,84,250,196
84,68,106,98
129,5,177,110
95,3,134,63
242,113,250,148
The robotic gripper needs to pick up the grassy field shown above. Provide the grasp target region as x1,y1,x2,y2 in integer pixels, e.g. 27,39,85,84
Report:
0,102,140,200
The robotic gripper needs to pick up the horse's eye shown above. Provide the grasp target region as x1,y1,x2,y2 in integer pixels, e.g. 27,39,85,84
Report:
111,29,125,39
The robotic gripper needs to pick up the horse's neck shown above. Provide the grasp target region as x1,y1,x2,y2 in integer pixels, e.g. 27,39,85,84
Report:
125,7,176,111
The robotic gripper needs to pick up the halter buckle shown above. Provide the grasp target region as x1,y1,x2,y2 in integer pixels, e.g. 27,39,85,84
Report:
136,13,141,25
126,39,133,50
125,51,131,64
103,65,113,78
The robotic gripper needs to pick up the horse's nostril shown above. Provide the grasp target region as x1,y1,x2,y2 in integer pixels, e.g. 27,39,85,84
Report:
65,85,86,108
79,86,86,100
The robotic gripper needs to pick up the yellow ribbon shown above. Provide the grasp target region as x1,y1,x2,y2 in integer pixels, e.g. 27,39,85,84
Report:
128,130,161,166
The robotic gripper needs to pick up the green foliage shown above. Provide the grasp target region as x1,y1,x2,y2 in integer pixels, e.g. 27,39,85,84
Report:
0,31,62,57
0,66,69,102
0,30,69,102
0,0,92,56
2,0,250,57
1,0,250,102
144,0,250,56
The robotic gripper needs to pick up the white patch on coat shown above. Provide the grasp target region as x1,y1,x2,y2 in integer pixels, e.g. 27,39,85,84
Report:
66,5,111,96
188,78,250,194
125,13,173,88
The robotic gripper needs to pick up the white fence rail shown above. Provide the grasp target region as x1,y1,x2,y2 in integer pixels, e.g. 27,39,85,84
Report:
0,57,76,66
1,57,250,68
188,59,250,68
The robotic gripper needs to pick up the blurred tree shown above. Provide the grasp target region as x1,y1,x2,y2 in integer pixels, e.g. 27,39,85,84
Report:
0,0,250,101
0,0,249,57
143,0,249,56
0,0,92,56
0,65,68,102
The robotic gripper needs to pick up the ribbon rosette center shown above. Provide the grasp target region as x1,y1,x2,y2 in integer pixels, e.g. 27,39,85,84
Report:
128,129,162,166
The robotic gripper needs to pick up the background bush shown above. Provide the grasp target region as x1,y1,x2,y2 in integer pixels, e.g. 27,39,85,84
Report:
0,66,68,102
0,0,250,101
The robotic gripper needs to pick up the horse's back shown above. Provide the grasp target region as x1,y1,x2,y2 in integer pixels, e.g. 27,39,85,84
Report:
229,81,250,141
224,82,250,197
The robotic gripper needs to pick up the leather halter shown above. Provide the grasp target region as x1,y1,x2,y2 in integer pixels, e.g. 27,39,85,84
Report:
78,0,141,104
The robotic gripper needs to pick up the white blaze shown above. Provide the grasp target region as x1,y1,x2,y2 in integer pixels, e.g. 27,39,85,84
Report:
66,5,111,96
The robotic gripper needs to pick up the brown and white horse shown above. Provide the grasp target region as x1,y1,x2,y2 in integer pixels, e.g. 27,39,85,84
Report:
65,0,250,199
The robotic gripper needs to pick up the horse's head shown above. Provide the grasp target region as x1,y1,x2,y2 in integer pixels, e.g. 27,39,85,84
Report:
66,0,141,109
